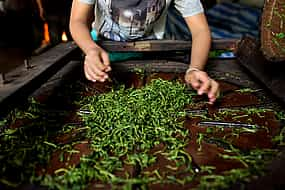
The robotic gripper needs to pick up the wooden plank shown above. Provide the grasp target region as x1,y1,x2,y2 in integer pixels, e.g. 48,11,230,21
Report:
237,37,285,105
98,39,239,52
111,59,188,73
0,42,80,116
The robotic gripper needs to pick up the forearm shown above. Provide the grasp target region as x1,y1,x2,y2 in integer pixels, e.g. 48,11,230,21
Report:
184,13,211,71
70,20,98,55
69,0,98,55
189,28,211,70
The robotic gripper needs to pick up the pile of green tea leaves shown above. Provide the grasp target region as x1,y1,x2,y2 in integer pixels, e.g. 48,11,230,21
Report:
38,79,195,189
80,79,192,154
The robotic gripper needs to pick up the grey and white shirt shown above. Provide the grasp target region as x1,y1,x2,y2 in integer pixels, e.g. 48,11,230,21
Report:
79,0,203,41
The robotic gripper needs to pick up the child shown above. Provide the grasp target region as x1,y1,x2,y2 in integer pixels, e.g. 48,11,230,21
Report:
69,0,220,104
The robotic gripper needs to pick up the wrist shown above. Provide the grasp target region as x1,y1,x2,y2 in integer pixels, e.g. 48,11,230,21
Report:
186,67,201,75
85,44,101,55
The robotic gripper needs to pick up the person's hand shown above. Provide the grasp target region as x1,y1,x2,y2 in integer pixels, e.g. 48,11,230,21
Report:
185,68,220,104
84,46,111,82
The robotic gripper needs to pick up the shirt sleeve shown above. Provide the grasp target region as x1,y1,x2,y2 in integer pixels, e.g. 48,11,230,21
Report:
79,0,95,4
174,0,204,17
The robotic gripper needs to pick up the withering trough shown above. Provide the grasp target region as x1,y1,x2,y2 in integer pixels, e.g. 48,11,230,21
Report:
0,40,284,189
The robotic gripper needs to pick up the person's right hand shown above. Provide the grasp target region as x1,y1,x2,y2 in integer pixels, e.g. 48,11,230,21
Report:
84,46,111,82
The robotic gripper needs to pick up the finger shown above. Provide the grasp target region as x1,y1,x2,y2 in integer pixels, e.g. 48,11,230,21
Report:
192,79,201,90
91,55,107,73
85,64,105,82
84,65,92,81
208,80,220,104
197,75,211,95
208,80,219,99
84,63,96,82
101,51,111,72
86,61,106,78
84,60,106,82
85,54,108,78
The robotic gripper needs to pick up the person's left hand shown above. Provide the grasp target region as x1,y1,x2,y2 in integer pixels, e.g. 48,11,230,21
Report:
185,69,220,104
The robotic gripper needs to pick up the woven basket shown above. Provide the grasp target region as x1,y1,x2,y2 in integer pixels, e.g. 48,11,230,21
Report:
261,0,285,62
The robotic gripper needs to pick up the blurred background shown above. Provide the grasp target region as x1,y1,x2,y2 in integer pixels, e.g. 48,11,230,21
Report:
0,0,72,73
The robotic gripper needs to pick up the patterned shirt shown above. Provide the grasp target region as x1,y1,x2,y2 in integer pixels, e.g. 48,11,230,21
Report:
79,0,203,41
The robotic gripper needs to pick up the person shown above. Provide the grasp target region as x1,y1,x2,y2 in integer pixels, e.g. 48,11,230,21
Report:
69,0,220,104
37,0,72,46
